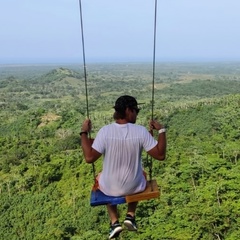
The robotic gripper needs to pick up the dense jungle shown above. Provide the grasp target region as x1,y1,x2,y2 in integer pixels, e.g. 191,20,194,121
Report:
0,62,240,240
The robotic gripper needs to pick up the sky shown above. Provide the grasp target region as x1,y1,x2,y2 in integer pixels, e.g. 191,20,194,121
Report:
1,0,240,64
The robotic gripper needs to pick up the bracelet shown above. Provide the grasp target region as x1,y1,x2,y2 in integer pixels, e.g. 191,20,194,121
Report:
158,128,166,134
80,131,88,136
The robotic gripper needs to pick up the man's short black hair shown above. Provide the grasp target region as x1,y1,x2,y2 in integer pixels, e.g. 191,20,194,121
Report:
113,95,139,119
114,95,138,110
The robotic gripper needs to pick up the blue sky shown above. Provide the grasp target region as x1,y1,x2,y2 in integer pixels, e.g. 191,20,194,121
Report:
1,0,240,64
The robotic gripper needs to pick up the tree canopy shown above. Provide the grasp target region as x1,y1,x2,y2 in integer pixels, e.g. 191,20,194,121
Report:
0,62,239,239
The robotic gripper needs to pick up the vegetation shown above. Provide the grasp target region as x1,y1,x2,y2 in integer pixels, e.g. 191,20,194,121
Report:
0,62,239,239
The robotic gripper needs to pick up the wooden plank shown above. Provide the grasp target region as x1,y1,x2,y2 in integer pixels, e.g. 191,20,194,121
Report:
125,180,160,203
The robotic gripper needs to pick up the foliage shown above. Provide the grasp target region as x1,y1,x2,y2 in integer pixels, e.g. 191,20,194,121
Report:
0,62,240,239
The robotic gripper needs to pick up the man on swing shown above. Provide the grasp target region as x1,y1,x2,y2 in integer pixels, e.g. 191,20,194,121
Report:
80,95,166,239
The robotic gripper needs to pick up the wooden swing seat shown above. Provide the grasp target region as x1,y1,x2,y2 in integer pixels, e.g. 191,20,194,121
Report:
90,179,160,206
126,179,160,202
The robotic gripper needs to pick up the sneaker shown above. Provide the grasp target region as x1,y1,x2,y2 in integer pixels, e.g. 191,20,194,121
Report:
109,221,123,239
124,214,137,231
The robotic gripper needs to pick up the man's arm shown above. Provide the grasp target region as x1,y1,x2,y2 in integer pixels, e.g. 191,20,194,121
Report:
80,119,102,163
147,120,167,161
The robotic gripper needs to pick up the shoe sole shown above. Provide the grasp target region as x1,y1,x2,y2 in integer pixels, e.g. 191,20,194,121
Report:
124,220,137,231
109,226,123,239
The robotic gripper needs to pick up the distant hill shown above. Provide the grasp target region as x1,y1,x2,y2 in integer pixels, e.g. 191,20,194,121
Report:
40,67,83,83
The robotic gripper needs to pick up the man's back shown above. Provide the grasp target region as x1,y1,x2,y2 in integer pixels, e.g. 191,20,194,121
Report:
92,122,157,196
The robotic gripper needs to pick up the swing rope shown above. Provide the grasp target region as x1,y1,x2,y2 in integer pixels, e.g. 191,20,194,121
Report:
146,0,158,187
78,0,96,184
78,0,158,188
151,0,158,120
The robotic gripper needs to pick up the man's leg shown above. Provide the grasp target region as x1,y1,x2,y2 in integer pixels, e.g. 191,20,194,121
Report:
127,201,138,217
124,201,138,231
106,204,119,224
107,204,122,239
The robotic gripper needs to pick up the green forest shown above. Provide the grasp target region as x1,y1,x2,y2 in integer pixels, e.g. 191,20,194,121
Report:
0,62,239,240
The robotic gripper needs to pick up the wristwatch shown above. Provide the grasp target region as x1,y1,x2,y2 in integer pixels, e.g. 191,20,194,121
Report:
158,128,166,134
80,131,88,136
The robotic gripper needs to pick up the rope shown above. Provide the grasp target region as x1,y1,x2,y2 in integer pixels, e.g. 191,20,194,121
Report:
78,0,96,184
147,0,158,188
151,0,158,120
79,0,89,119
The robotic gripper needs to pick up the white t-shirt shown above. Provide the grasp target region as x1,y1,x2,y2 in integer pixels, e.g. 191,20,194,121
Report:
92,122,157,196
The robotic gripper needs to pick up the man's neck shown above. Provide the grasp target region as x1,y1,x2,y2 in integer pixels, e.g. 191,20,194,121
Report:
115,119,128,124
